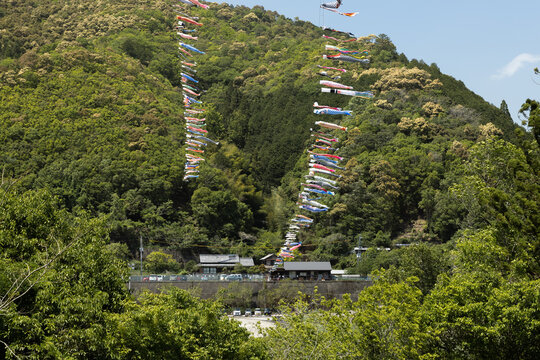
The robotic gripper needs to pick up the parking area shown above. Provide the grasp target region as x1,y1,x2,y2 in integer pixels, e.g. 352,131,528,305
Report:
229,316,275,337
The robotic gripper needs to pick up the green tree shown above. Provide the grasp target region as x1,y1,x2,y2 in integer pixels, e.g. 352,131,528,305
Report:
184,260,199,274
144,251,180,273
421,229,540,359
191,187,253,238
398,243,451,295
0,186,128,358
104,288,266,360
106,242,132,262
520,98,539,145
263,274,424,360
451,139,539,277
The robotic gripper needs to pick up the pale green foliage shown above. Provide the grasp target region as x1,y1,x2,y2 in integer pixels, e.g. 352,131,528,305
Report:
450,138,539,276
105,242,131,262
0,186,265,359
144,250,179,273
263,275,424,360
0,186,128,358
454,228,509,273
104,288,266,360
398,243,451,294
424,273,540,359
465,138,530,192
417,218,540,359
261,190,288,232
366,67,443,92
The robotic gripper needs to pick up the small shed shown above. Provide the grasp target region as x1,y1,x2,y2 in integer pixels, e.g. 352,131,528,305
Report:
272,261,332,281
260,253,278,269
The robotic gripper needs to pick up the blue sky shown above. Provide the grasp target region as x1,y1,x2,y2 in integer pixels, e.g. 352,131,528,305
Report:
215,0,540,123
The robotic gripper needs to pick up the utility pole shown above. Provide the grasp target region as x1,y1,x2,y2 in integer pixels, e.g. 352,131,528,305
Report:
356,234,362,264
139,233,144,276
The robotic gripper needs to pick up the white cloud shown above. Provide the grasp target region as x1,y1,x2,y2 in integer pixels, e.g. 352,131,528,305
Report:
492,53,540,80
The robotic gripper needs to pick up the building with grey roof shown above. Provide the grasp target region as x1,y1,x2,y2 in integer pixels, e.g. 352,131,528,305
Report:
272,261,332,280
198,254,254,274
283,262,332,271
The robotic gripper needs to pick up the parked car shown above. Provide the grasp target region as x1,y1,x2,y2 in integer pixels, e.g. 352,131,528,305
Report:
232,309,242,316
254,308,262,316
156,275,164,282
244,309,252,316
142,276,149,282
149,275,157,281
263,308,272,316
225,274,242,281
219,274,228,281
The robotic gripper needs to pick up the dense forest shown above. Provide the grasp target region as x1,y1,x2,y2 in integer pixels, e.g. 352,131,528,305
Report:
1,0,538,358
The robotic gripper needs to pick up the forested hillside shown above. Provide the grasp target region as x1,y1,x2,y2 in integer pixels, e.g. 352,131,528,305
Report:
1,0,534,267
1,0,539,358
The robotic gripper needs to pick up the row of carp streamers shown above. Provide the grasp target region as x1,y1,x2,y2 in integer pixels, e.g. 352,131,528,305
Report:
274,0,373,268
174,0,220,182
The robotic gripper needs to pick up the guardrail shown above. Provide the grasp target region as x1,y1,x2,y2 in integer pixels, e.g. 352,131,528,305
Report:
129,274,265,282
129,274,371,282
334,275,371,281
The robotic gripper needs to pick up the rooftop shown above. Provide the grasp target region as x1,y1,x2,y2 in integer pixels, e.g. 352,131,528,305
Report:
200,254,239,264
199,254,254,267
239,257,254,267
283,262,332,271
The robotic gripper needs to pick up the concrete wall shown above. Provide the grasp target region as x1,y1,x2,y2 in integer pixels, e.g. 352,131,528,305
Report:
128,280,372,303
